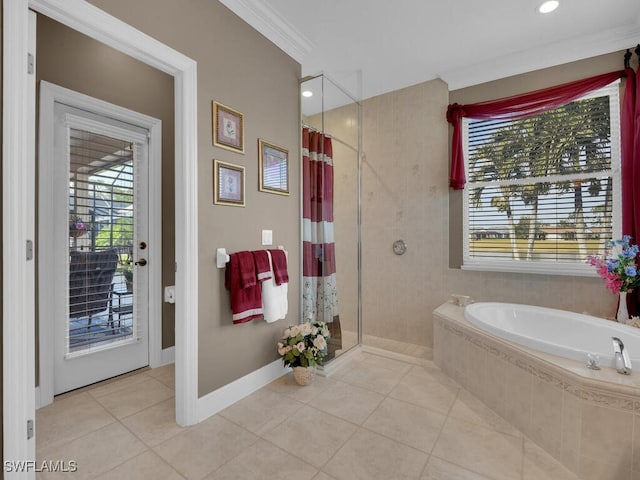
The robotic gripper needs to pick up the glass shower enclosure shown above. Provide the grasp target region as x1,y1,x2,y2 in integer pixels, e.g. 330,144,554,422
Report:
300,73,361,361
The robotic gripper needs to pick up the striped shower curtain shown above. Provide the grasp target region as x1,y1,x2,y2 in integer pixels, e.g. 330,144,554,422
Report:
302,127,342,357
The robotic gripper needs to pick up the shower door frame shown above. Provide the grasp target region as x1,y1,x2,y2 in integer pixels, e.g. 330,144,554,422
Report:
299,72,363,358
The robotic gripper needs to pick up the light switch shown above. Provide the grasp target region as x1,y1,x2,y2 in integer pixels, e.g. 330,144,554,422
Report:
262,229,273,245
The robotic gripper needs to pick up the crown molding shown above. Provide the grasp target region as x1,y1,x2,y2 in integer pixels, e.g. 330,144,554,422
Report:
440,22,640,91
218,0,313,64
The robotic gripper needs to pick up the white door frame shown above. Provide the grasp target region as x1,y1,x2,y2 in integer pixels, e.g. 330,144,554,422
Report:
4,0,199,473
38,82,163,405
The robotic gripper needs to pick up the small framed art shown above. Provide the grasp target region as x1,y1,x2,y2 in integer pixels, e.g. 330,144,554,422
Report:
258,139,289,195
213,101,244,153
214,160,245,207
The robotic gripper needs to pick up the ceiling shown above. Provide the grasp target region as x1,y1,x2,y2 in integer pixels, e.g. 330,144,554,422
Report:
220,0,640,103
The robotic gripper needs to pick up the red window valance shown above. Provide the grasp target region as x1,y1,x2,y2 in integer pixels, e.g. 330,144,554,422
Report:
446,70,629,190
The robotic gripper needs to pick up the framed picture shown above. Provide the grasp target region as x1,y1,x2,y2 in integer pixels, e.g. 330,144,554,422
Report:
214,160,245,206
258,139,289,195
213,101,244,153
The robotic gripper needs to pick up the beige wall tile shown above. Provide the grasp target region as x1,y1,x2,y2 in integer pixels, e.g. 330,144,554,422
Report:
580,404,633,472
561,391,583,474
634,414,640,472
502,360,533,435
530,378,563,458
480,353,506,413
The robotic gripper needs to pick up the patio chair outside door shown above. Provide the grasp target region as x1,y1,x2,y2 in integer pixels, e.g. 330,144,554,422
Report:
40,92,153,395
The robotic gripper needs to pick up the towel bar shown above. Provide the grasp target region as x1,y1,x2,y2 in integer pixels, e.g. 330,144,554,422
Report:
216,246,285,268
216,248,230,268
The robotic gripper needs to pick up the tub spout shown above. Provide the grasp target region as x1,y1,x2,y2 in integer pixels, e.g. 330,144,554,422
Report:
612,337,632,375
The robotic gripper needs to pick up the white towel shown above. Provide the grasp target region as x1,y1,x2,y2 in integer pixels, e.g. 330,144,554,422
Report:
262,250,288,322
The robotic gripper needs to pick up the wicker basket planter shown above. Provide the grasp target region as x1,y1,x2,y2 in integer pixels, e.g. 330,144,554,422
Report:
292,366,316,386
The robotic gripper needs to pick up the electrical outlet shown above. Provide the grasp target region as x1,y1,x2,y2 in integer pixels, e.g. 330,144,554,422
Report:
164,285,176,304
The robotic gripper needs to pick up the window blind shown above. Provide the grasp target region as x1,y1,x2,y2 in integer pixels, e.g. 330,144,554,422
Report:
68,127,136,353
463,87,620,273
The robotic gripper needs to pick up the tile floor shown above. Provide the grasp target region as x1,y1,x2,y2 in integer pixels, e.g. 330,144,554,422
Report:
36,350,580,480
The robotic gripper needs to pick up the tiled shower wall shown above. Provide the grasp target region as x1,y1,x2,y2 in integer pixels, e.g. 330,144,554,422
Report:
360,55,622,349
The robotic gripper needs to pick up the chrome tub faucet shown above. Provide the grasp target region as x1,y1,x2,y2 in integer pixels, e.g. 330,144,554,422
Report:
612,337,632,375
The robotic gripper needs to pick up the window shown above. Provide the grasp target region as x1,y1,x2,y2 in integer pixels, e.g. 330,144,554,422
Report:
462,83,621,275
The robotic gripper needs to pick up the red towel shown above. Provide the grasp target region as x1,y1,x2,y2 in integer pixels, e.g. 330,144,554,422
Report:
225,251,262,324
268,249,289,285
252,250,272,281
237,251,256,289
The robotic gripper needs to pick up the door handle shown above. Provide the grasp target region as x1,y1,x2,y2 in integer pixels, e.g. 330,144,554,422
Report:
135,258,147,267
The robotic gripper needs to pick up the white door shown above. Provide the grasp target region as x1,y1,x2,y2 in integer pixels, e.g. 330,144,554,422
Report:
43,101,151,394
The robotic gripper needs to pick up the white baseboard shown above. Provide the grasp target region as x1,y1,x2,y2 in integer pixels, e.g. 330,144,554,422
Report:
197,359,289,422
160,346,175,366
35,386,42,409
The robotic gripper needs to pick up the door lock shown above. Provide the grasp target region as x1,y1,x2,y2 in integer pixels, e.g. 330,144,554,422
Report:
139,241,147,250
135,258,147,266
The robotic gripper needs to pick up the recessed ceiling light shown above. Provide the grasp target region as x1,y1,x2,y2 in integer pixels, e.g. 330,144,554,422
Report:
538,1,559,14
301,90,313,98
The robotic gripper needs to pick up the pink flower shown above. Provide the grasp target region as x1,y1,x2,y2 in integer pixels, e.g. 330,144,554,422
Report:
605,276,623,295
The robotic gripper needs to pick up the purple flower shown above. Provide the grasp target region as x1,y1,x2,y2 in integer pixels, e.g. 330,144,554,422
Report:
626,266,637,277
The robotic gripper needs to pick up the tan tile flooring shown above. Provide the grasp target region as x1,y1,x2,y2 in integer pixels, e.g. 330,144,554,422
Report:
36,350,580,480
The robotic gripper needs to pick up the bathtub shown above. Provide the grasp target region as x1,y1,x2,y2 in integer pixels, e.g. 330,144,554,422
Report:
464,302,640,369
434,302,640,478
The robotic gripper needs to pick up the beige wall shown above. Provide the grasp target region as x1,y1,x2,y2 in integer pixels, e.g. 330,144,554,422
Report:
362,53,622,349
36,15,177,359
86,0,301,396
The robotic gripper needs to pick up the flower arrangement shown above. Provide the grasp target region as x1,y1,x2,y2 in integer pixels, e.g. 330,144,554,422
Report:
277,313,331,369
69,215,88,238
587,236,640,294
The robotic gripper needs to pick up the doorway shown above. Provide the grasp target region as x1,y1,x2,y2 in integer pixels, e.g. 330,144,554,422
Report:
4,1,199,470
38,85,160,396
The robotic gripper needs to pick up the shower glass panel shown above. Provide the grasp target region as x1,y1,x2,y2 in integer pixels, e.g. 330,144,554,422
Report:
301,74,361,361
